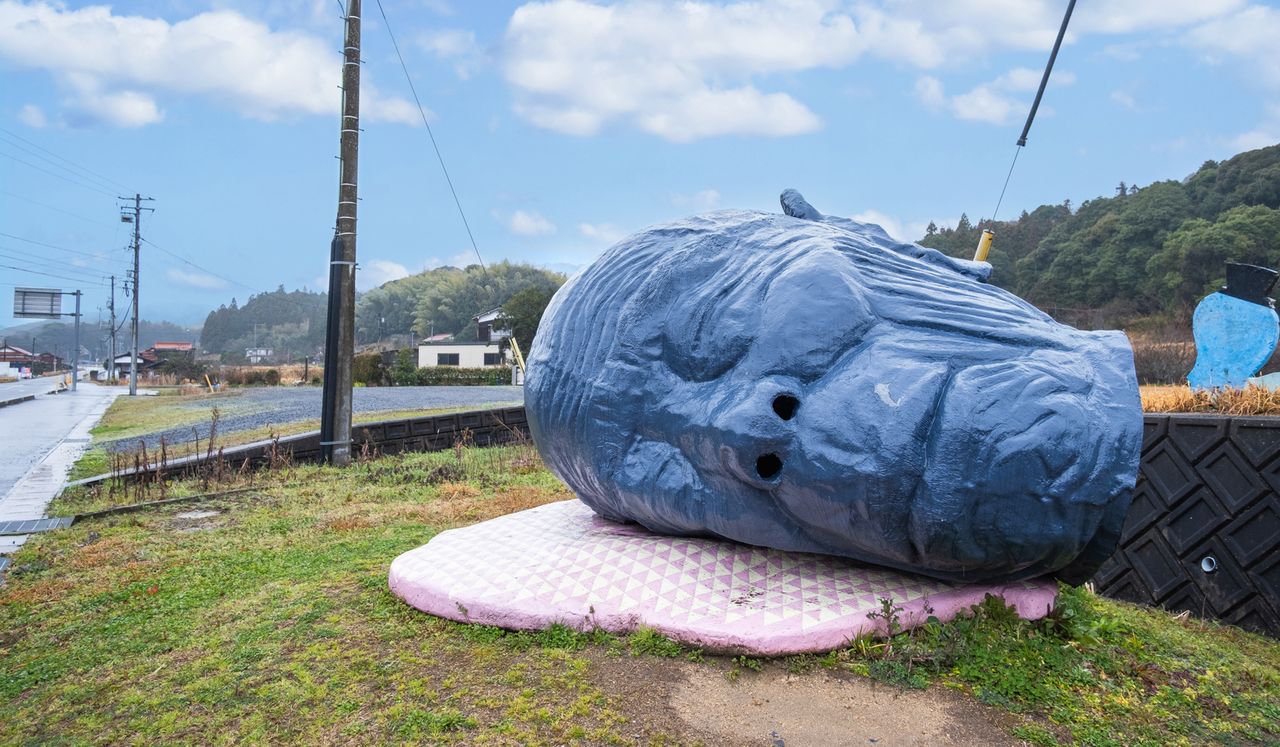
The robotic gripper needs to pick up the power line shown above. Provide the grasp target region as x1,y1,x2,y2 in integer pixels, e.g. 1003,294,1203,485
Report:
0,189,117,228
0,125,132,192
140,237,259,293
0,247,124,280
0,133,125,195
372,0,486,273
0,231,126,263
0,262,109,286
0,151,118,197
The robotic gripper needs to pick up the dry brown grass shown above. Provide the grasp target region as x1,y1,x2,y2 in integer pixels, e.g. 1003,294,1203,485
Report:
432,485,572,524
1141,384,1280,415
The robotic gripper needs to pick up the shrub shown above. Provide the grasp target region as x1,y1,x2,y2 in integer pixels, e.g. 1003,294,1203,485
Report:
352,353,385,386
392,365,509,386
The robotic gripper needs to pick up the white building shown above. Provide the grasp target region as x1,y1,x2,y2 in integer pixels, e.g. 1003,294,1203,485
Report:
417,341,508,368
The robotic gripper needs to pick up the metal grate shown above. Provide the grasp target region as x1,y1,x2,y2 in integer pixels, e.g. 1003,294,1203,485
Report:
0,517,73,535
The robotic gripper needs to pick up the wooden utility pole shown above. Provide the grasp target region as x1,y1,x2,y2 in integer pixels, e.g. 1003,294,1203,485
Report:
107,275,116,382
321,0,360,466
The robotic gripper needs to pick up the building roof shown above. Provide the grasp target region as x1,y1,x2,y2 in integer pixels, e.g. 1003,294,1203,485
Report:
418,340,503,347
154,341,194,351
0,344,33,356
473,307,505,324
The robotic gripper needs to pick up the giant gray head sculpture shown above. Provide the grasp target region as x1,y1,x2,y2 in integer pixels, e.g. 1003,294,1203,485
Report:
526,191,1142,584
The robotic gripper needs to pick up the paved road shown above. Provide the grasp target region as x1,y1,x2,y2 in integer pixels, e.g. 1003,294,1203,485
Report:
0,385,119,501
0,385,123,555
0,375,64,403
105,385,526,453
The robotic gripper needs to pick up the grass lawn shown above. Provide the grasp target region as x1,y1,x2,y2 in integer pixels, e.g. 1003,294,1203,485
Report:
1,444,1277,745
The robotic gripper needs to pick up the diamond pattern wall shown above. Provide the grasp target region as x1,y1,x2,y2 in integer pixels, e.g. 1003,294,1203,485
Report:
1093,414,1280,637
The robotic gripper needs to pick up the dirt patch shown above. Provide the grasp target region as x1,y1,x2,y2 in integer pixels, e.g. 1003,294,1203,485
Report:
672,666,1019,746
585,651,1021,746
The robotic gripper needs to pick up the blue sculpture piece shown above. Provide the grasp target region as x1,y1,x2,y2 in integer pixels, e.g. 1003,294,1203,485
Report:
1187,263,1279,392
525,191,1143,584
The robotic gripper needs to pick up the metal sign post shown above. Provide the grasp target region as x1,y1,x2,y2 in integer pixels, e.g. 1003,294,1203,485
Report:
12,288,81,390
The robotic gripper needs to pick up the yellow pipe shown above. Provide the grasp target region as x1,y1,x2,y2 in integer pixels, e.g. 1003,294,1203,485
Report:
973,229,995,262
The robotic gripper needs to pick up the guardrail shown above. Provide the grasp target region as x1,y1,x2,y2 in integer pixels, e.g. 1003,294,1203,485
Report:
71,406,529,488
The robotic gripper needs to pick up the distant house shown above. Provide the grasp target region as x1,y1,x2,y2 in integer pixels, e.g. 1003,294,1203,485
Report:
112,350,160,376
111,343,194,378
153,341,195,357
0,344,61,376
0,343,35,365
417,340,507,368
473,308,512,342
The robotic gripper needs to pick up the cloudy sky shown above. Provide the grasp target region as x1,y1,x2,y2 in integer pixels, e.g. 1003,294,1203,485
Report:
0,0,1277,326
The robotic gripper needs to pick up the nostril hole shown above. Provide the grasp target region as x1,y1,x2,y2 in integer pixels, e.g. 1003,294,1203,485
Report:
756,453,783,480
772,394,799,420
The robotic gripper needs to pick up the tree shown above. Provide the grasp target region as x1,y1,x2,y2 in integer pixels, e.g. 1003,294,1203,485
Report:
497,283,562,357
1117,181,1128,197
925,221,938,236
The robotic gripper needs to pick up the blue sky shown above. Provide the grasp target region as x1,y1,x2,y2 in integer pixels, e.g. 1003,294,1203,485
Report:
1,0,1277,328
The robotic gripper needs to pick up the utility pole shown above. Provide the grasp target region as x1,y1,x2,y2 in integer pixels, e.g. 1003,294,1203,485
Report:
119,193,154,396
321,0,360,467
107,275,117,382
71,290,81,391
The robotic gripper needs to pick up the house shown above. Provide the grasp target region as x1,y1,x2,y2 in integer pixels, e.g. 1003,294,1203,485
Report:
111,343,192,377
0,344,61,375
112,350,160,376
417,340,507,368
153,341,195,357
473,308,512,343
0,343,35,365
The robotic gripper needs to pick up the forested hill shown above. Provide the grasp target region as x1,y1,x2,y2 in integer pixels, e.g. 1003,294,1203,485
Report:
919,143,1280,321
354,261,565,343
199,287,327,359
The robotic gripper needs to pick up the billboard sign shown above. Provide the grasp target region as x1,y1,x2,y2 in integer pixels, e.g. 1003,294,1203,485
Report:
13,287,62,319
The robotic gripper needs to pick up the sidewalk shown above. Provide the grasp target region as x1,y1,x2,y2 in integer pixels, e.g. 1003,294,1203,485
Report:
0,386,123,562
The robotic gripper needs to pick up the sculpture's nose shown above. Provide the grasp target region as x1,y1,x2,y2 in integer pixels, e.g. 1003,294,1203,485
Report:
706,379,801,487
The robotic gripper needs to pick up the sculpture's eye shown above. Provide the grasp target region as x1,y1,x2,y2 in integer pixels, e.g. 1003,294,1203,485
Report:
772,394,799,420
756,453,783,480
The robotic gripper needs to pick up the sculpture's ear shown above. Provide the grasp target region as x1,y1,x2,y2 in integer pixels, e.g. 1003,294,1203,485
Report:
780,189,823,221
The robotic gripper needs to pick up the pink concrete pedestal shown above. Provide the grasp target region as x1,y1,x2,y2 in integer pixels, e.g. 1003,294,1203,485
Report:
388,500,1058,655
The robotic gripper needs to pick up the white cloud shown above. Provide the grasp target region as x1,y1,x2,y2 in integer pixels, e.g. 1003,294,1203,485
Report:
915,65,1077,126
852,210,906,241
578,222,626,244
67,87,163,128
167,268,227,290
1227,104,1280,152
913,76,946,111
16,104,45,128
419,28,483,79
501,0,1252,141
1079,0,1245,34
503,209,556,236
503,0,852,141
1187,5,1280,88
421,0,456,16
358,259,411,291
669,189,721,212
1110,89,1138,111
0,2,417,126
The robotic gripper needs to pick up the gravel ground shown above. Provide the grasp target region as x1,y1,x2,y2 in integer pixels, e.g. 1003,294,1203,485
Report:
104,386,524,453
